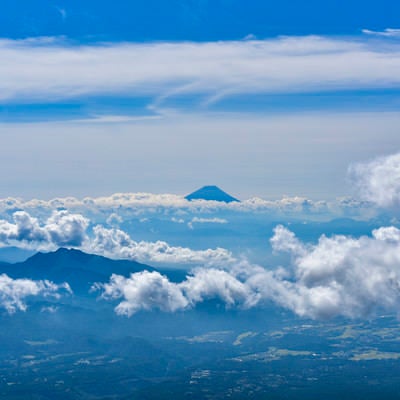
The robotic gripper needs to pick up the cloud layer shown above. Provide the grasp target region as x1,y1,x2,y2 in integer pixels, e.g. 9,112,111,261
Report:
0,210,235,266
89,225,234,266
0,193,339,220
96,224,400,319
1,35,400,105
3,206,400,319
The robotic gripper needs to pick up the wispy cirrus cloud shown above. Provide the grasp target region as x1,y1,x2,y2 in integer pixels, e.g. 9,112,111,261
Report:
362,28,400,37
0,35,400,107
188,217,228,229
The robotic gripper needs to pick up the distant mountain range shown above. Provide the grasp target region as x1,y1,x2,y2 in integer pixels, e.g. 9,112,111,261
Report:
0,246,35,263
0,248,278,337
0,248,186,295
185,185,239,202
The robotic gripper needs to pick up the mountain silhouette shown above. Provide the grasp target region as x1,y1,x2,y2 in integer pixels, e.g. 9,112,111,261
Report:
0,248,153,295
0,248,187,295
185,185,239,202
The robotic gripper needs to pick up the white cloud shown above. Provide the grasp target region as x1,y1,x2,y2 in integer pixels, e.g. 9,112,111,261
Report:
95,267,256,316
188,217,228,229
0,35,400,105
0,192,332,218
96,224,400,320
362,28,400,37
0,274,71,314
266,225,400,319
190,217,228,224
270,225,306,256
349,152,400,208
181,268,254,307
0,210,89,250
171,217,185,224
0,210,236,266
106,213,123,227
242,34,257,41
45,210,89,247
97,271,188,316
0,211,46,243
88,225,235,266
41,305,58,313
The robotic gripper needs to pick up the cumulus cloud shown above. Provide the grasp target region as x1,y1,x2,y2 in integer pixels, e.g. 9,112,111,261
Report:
266,225,400,319
181,268,255,307
349,152,400,208
0,211,46,243
95,225,400,320
269,224,306,256
95,267,255,316
96,271,189,316
45,211,89,247
106,213,123,227
0,210,89,250
0,274,71,314
0,210,235,266
1,35,400,106
88,225,235,266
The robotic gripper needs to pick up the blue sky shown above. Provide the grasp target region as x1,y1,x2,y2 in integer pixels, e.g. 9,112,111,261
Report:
0,1,400,199
1,0,399,41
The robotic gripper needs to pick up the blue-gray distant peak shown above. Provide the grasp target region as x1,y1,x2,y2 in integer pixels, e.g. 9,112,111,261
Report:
185,186,239,203
0,248,186,294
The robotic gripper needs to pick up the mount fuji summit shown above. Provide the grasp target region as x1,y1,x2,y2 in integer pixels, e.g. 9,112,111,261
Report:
185,186,239,203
